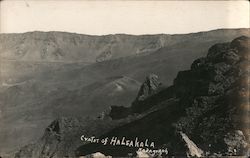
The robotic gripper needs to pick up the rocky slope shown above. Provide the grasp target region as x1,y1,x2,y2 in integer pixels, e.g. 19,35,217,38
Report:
13,36,250,157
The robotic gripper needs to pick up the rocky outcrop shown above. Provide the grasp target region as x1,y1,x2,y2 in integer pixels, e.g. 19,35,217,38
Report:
174,36,250,155
109,74,163,119
174,36,249,99
15,117,83,158
135,74,162,102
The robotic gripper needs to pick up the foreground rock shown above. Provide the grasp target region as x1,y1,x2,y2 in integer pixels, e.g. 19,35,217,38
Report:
180,132,203,157
174,36,250,155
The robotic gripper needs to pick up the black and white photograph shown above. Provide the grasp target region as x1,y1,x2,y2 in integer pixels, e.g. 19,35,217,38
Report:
0,0,249,157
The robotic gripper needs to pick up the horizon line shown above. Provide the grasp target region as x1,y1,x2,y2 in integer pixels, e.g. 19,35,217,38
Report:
1,27,249,37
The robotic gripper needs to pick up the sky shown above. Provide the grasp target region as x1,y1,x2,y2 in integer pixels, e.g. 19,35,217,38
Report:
0,0,249,35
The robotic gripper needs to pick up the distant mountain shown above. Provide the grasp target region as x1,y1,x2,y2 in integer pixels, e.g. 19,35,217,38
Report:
0,28,249,155
0,31,174,63
0,29,248,63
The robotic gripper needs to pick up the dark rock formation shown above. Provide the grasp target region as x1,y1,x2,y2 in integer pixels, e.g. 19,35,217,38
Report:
135,74,162,102
173,36,250,155
15,117,83,158
109,74,163,119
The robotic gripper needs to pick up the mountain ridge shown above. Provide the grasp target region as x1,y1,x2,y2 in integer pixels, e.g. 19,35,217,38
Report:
1,28,248,36
1,28,249,63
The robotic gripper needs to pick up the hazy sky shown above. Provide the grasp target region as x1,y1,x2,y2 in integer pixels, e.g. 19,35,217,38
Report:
0,0,249,35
